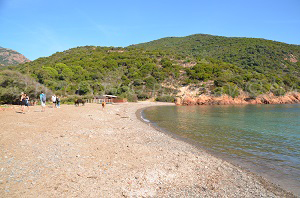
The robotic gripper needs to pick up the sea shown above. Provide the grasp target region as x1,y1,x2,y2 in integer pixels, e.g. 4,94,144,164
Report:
142,104,300,195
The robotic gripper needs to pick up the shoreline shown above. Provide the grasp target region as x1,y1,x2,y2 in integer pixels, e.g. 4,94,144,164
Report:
175,92,300,106
0,102,297,197
138,105,299,197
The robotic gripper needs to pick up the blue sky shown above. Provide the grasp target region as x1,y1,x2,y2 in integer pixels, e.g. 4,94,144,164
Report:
1,0,300,60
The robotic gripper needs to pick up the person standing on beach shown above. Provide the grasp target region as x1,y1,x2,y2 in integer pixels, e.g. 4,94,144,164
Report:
51,94,56,108
20,93,26,113
56,95,61,108
20,92,24,107
40,92,46,112
24,93,30,112
20,93,29,113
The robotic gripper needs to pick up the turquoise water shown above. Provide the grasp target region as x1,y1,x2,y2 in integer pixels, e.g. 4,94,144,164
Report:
143,104,300,194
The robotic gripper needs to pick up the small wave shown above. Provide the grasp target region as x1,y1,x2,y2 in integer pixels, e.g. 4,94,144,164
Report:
141,116,150,123
140,112,150,123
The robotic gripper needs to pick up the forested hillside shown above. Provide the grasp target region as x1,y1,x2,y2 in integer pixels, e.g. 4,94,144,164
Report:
130,34,300,96
1,34,300,104
129,34,300,73
5,46,181,102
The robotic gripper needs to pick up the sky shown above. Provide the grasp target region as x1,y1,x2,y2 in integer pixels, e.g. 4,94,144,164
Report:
1,0,300,60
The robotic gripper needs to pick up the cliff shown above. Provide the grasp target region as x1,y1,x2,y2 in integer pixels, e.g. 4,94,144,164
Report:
175,92,300,106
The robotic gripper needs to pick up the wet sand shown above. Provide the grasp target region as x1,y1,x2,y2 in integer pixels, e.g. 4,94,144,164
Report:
0,102,296,197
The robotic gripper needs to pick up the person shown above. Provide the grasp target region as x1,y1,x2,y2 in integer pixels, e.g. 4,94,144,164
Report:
20,93,26,113
102,101,106,110
24,93,30,112
56,95,61,108
51,94,56,108
40,92,46,112
20,92,24,107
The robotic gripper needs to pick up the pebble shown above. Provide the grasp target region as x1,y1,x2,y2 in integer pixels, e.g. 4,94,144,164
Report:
0,103,293,197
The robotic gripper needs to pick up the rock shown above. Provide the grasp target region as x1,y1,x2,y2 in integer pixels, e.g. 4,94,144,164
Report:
176,92,300,106
175,97,182,105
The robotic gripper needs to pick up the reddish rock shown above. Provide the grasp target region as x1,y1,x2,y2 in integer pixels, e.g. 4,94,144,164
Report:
176,92,300,106
175,97,182,106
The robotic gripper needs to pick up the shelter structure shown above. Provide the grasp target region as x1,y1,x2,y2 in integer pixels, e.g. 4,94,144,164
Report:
86,95,127,104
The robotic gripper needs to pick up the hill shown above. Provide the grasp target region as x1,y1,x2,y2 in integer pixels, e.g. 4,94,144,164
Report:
2,34,300,104
129,34,300,76
129,34,300,97
9,46,181,102
0,47,30,67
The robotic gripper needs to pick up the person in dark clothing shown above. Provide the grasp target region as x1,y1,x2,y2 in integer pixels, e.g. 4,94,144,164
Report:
20,93,29,113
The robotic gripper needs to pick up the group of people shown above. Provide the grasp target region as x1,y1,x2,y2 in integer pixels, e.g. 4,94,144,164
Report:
20,92,107,113
20,92,61,113
39,92,61,112
39,92,61,111
51,94,61,108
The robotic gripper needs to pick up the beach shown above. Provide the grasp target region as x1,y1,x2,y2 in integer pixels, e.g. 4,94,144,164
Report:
0,102,296,197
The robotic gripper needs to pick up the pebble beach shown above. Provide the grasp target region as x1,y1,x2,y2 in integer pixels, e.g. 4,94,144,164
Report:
0,102,296,197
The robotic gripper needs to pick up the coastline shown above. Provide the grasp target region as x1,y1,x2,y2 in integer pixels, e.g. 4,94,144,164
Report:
175,92,300,106
0,102,297,197
139,105,299,197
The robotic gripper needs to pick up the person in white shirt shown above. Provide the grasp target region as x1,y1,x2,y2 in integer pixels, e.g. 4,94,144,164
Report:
51,94,56,108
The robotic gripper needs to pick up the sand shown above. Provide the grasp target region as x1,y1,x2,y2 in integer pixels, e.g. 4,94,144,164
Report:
0,102,297,197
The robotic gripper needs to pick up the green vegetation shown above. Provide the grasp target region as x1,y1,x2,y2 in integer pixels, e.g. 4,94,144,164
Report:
1,34,299,104
5,46,181,102
130,34,300,97
0,70,52,104
155,95,176,103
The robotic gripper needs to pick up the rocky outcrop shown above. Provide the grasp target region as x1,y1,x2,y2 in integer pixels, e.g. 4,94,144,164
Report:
0,47,30,66
176,92,300,106
284,54,298,63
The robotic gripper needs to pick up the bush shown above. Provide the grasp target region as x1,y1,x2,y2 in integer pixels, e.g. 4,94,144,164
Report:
155,95,175,103
126,93,138,102
0,70,52,104
211,87,223,97
137,93,150,100
273,88,286,96
223,83,240,98
60,95,82,104
119,92,138,102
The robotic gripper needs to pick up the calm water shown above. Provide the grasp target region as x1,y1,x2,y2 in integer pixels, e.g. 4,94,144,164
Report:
143,104,300,195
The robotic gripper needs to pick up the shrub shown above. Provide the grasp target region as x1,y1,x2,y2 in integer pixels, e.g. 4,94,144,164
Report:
155,95,175,103
211,87,223,97
60,95,81,104
119,92,138,102
137,93,150,100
